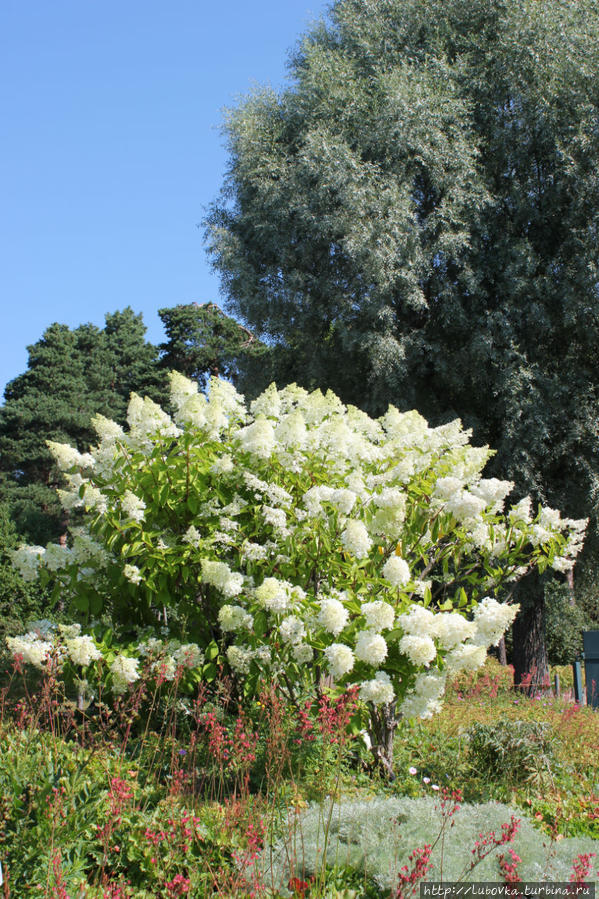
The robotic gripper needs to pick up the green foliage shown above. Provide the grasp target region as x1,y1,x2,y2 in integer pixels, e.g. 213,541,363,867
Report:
466,720,555,787
158,302,266,388
0,728,237,897
207,0,599,507
545,581,590,666
0,504,52,646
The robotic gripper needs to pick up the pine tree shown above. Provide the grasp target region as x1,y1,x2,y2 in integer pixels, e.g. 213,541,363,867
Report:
158,302,265,388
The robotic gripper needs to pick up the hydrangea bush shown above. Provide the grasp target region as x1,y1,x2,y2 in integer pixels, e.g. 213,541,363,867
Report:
9,374,585,771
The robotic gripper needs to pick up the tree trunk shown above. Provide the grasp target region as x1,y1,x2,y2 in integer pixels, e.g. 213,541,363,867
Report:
566,568,575,606
497,635,507,667
512,570,550,694
369,702,398,779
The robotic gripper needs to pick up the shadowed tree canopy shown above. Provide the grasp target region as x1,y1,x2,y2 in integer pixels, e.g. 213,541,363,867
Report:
0,308,167,543
206,0,599,684
158,302,266,388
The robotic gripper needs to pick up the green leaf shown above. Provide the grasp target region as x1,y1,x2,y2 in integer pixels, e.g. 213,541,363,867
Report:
205,640,219,661
73,595,90,612
253,610,269,638
89,594,104,615
202,662,218,681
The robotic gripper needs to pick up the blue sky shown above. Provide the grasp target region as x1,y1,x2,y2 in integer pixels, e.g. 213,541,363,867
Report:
0,0,331,399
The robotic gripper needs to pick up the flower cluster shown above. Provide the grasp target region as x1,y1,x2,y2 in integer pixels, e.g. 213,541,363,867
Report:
5,626,205,696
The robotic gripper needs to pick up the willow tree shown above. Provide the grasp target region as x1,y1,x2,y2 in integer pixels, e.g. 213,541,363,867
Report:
206,0,599,686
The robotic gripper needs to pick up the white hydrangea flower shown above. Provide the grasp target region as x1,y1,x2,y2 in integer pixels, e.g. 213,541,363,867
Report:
399,634,437,667
250,382,281,419
127,394,180,440
382,555,411,587
182,525,202,547
445,643,487,672
123,564,142,585
236,416,276,458
317,596,349,636
279,615,306,645
65,635,103,667
551,555,574,573
330,488,358,516
82,485,108,514
262,505,288,533
71,532,108,566
6,633,53,669
91,414,125,444
275,411,308,450
508,496,533,527
255,577,293,613
324,643,355,679
121,491,146,523
240,541,268,562
471,597,519,648
43,544,72,572
47,441,90,472
226,645,253,674
169,371,198,407
359,672,395,706
173,643,204,668
539,506,562,530
292,643,314,664
432,613,477,649
369,505,407,538
211,454,234,474
470,478,513,511
302,485,333,517
433,476,464,501
397,605,435,636
169,373,207,428
340,520,372,558
412,670,446,701
205,378,246,436
110,655,140,694
355,630,388,666
218,604,253,632
201,559,243,598
362,600,395,632
399,693,443,720
445,490,488,522
12,545,45,582
447,445,491,480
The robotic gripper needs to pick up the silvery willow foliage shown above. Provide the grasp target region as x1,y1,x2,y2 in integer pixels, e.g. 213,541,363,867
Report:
11,375,585,764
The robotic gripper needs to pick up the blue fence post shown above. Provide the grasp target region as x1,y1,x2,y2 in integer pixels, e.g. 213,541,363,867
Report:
573,660,584,704
582,631,599,709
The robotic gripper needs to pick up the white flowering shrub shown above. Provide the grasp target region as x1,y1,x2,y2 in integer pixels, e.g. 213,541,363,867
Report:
8,375,585,769
5,622,204,700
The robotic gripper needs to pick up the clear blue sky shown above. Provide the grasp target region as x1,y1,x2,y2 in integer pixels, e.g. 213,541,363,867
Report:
0,0,331,399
